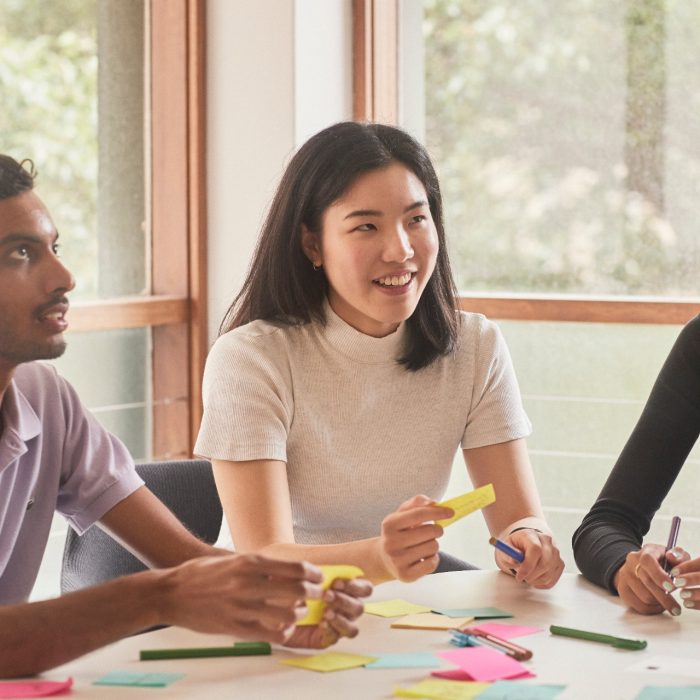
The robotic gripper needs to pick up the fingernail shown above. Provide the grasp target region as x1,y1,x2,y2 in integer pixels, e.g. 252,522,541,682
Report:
680,590,692,599
670,548,683,558
684,601,695,609
675,577,687,587
672,607,682,615
670,568,680,577
662,581,674,592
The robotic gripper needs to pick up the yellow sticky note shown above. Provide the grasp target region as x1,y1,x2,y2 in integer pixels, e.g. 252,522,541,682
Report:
390,613,474,630
281,651,377,673
364,599,432,618
436,483,496,528
395,678,489,699
297,564,364,626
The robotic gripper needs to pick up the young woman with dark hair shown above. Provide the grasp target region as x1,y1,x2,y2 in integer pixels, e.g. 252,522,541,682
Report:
196,122,564,586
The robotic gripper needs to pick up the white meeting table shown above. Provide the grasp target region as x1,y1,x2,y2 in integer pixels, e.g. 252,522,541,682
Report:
51,571,700,699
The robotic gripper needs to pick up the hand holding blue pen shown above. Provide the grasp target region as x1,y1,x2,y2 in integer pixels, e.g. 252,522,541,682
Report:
489,537,525,563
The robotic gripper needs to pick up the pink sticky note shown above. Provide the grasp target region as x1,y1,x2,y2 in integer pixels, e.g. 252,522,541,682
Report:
0,678,73,698
433,667,535,682
472,622,543,639
437,647,534,682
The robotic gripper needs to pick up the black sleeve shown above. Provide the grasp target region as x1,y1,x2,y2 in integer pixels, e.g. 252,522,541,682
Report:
572,315,700,593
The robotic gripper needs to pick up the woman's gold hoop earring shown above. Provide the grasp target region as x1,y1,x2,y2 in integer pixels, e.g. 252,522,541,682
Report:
312,261,322,271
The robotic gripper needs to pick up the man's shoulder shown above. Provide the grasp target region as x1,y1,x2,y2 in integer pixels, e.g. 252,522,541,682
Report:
13,361,62,395
12,362,81,416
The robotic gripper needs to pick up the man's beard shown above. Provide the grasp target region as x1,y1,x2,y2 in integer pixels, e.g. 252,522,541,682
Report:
0,331,67,365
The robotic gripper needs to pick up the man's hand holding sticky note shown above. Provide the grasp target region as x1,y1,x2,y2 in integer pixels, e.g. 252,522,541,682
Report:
436,484,496,528
297,565,365,625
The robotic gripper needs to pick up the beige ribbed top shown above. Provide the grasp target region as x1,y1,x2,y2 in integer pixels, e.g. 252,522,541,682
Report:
195,306,531,545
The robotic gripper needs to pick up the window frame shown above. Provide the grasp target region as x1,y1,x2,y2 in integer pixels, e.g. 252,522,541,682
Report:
69,0,206,458
352,0,700,325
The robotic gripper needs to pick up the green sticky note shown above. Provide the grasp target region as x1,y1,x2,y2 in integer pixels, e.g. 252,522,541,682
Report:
433,607,513,619
366,652,440,669
281,651,377,672
94,671,184,687
476,681,567,699
365,599,432,617
635,688,700,700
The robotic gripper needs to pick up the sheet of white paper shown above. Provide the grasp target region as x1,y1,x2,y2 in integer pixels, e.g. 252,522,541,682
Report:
626,656,700,679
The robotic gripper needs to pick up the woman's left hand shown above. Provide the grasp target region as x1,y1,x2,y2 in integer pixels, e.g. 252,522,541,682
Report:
494,528,564,589
283,577,373,649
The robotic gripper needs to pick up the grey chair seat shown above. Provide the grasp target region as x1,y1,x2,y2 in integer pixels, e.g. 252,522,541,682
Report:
61,459,222,594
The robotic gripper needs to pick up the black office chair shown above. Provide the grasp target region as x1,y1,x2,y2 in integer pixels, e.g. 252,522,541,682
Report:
61,459,223,594
435,551,477,573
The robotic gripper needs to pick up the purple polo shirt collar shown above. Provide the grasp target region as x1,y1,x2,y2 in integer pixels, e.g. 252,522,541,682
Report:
0,378,42,472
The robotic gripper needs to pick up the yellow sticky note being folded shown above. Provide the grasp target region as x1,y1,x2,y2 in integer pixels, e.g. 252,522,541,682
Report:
364,599,432,618
390,612,474,630
436,483,496,528
395,678,489,699
297,564,364,626
281,651,377,673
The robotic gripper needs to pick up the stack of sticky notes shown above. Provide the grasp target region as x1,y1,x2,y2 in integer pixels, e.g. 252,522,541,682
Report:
391,613,474,630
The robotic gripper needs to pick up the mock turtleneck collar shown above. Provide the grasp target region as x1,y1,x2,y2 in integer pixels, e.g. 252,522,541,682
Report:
319,299,407,364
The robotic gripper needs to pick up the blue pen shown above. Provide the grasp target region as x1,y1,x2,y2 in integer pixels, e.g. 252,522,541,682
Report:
489,536,525,563
450,630,491,649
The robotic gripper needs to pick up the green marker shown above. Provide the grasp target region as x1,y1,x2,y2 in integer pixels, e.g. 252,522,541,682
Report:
140,641,272,660
549,625,646,651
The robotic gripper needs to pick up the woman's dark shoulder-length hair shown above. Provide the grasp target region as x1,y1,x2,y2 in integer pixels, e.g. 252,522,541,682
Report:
220,121,460,371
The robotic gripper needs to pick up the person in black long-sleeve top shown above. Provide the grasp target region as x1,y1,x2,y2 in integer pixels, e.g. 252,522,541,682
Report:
573,315,700,615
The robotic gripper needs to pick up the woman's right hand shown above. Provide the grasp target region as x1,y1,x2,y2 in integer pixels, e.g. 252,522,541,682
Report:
378,495,453,582
614,543,688,615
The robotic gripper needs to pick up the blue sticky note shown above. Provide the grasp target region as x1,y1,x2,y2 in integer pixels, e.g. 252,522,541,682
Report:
94,671,185,687
365,652,440,669
476,681,566,699
433,607,513,619
635,688,700,700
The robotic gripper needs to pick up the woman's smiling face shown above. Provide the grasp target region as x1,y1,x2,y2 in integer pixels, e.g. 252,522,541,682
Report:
302,162,439,338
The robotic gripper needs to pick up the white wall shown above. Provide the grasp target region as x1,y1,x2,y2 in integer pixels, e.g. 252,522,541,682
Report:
206,0,353,344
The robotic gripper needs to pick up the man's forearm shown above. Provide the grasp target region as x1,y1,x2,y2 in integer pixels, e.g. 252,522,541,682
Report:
0,570,166,678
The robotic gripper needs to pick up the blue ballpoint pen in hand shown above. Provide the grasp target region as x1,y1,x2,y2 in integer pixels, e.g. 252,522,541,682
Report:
489,536,525,563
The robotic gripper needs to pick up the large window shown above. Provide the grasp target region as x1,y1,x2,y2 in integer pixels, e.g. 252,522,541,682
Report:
416,0,700,299
0,0,206,461
353,0,700,569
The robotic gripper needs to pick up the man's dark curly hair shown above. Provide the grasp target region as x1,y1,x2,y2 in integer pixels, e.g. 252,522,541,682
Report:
0,154,36,200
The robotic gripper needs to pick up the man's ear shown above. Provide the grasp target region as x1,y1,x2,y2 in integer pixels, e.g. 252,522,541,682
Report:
300,224,322,267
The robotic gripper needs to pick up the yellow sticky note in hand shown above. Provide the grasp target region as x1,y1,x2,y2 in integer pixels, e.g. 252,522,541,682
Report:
436,483,495,528
281,651,377,672
297,564,364,626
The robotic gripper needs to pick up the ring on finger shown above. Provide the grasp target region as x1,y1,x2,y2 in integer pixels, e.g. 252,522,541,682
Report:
635,563,642,578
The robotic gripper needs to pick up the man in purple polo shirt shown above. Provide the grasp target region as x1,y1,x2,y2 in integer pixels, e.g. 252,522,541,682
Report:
0,155,371,677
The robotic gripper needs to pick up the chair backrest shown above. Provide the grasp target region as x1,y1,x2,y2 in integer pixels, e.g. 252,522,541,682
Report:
61,459,223,594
